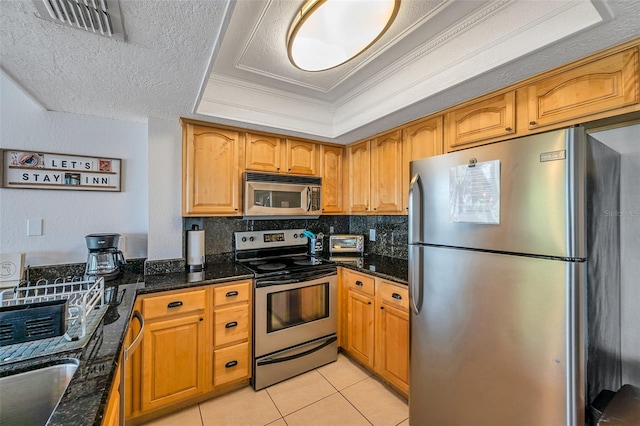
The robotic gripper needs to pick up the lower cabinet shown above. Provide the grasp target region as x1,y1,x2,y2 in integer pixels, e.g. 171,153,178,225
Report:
125,280,252,424
101,361,121,426
340,268,409,397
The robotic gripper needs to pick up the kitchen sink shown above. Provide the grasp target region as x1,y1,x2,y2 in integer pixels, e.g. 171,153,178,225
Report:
0,358,79,426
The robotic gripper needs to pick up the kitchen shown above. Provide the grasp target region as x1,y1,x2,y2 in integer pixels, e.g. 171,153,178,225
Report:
1,1,640,425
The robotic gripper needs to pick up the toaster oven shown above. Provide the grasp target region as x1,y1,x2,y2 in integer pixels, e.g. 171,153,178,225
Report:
329,234,364,254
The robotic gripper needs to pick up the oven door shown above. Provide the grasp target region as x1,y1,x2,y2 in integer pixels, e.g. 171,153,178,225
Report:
254,271,337,358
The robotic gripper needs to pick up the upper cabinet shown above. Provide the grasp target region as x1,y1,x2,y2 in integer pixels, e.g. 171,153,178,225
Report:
245,133,318,175
445,91,516,152
525,47,639,130
182,123,243,216
348,141,371,214
402,116,443,212
320,145,346,214
370,130,403,213
348,131,404,214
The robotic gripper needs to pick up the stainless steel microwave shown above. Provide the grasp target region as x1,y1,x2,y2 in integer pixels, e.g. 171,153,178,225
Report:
244,172,322,218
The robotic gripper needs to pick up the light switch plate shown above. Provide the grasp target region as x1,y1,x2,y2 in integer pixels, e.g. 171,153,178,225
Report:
27,218,43,236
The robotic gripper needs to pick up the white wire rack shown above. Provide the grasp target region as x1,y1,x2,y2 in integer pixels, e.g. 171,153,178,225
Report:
0,276,104,341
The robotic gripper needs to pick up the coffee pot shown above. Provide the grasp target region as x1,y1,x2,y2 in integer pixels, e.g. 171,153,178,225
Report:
84,233,126,281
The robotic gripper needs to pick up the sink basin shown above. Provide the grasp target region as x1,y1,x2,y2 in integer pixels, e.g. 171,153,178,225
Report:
0,358,79,426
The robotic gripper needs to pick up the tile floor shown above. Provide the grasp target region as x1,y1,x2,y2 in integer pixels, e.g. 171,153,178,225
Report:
142,353,409,426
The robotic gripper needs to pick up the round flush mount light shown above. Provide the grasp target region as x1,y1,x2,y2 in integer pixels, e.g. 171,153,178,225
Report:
287,0,400,72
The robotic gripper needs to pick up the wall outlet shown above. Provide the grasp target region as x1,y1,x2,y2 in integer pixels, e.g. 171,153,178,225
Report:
329,226,334,234
369,228,376,241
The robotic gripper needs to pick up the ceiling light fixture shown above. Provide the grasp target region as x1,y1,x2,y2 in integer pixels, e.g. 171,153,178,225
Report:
287,0,400,72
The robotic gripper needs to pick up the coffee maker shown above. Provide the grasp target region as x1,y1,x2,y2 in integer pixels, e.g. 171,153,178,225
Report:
84,233,126,281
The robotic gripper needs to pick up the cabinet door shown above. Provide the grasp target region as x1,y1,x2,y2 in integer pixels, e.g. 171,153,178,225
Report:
245,133,282,172
285,139,317,175
142,314,206,412
527,48,639,129
446,91,516,151
376,303,409,395
402,116,443,212
348,141,371,213
371,130,403,213
182,124,242,216
102,362,121,426
320,145,346,214
345,289,375,368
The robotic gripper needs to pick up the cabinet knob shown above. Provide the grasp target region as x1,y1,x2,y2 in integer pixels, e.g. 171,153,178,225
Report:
530,121,537,126
380,306,384,310
277,167,280,171
368,301,372,305
234,208,238,211
373,208,377,211
288,168,291,172
505,127,512,132
199,317,204,321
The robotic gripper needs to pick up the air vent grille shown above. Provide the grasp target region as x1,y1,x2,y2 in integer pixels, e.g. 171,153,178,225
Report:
33,0,125,41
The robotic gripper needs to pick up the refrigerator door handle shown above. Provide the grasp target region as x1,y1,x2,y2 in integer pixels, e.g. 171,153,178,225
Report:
409,245,423,315
408,173,423,244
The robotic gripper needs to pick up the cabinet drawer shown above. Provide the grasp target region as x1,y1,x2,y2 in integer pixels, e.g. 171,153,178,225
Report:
142,289,206,321
213,281,251,307
213,342,250,387
379,281,409,311
214,305,250,347
345,271,375,296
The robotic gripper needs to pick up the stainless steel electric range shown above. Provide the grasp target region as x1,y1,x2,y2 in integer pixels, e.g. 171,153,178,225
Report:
234,229,338,390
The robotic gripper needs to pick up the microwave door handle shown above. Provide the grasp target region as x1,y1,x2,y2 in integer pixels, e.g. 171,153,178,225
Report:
306,187,311,211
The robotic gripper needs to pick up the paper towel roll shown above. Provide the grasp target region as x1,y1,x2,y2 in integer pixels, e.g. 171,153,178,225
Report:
187,228,205,270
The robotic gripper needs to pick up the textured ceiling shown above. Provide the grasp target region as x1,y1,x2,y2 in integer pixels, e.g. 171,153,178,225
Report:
1,0,640,145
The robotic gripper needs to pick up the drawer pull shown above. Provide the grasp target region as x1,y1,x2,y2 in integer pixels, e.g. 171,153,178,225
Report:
225,321,238,329
167,301,183,308
391,293,403,300
225,360,238,368
355,281,363,286
226,291,239,297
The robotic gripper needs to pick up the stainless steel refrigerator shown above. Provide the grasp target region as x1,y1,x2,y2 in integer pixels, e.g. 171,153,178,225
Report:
408,127,621,425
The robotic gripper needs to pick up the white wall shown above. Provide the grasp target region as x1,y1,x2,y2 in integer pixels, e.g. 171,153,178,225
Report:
147,117,183,261
0,72,149,266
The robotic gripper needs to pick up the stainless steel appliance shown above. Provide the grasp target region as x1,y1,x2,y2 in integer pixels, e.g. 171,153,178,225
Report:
329,234,364,254
243,172,322,218
408,127,621,425
234,229,337,390
84,233,126,281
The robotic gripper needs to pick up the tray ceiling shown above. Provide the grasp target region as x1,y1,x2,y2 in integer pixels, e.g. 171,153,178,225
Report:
1,0,640,144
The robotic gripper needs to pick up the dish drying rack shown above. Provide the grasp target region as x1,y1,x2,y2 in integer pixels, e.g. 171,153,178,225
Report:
0,276,104,342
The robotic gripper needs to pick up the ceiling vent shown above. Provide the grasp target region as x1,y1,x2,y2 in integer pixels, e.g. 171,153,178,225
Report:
32,0,125,41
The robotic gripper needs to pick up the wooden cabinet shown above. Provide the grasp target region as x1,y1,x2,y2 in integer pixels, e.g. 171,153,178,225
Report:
182,123,243,216
342,269,375,368
371,130,403,213
445,91,516,152
402,117,443,212
320,145,346,214
348,132,403,214
245,133,318,175
102,360,121,426
525,47,639,130
375,280,409,395
339,268,409,397
211,280,251,390
348,141,371,213
141,289,207,412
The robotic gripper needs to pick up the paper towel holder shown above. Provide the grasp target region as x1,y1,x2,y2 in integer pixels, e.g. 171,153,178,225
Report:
186,224,206,272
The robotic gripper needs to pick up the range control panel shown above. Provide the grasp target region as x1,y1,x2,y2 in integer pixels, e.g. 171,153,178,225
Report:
234,229,308,251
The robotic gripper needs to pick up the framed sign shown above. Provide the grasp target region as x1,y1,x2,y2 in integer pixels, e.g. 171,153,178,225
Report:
1,149,122,192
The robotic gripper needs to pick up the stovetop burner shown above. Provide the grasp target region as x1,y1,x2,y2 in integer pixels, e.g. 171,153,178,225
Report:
256,263,287,271
250,260,268,266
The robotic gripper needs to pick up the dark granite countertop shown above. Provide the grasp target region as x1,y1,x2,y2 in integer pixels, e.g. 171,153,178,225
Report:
0,262,252,426
329,253,408,285
0,257,405,425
